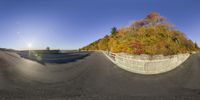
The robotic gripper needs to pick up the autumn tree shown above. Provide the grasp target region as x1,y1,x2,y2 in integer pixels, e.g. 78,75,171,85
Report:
144,12,166,26
194,42,199,49
81,12,199,55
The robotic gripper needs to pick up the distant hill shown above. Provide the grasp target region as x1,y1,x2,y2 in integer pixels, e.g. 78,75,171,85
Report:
81,12,199,55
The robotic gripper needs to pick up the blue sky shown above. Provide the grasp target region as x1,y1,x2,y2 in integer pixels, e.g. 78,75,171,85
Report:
0,0,199,50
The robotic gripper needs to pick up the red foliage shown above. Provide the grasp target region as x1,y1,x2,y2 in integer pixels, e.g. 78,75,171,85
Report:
146,12,160,20
130,40,144,55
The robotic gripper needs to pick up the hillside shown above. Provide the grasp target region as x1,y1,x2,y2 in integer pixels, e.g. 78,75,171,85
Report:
81,12,199,55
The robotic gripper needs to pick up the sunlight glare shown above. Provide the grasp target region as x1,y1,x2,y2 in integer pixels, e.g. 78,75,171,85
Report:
28,43,32,48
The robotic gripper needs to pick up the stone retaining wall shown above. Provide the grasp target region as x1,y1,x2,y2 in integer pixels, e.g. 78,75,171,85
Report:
104,52,190,74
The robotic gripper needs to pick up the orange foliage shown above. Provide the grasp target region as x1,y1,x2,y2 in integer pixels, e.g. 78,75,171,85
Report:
81,12,199,55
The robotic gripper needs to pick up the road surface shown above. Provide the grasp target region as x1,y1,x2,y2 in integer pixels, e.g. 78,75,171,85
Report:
0,51,200,100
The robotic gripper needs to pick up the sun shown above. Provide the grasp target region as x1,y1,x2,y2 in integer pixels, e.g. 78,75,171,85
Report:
27,43,32,48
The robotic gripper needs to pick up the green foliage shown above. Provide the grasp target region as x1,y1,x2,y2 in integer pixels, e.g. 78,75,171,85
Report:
81,12,199,55
111,27,117,35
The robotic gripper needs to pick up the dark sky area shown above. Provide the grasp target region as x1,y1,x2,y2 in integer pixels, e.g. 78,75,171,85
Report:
0,0,199,50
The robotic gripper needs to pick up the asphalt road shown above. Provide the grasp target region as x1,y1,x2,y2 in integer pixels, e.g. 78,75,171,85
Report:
0,51,200,100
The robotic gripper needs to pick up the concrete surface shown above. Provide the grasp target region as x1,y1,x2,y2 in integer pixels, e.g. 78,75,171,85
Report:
0,51,200,100
104,52,190,74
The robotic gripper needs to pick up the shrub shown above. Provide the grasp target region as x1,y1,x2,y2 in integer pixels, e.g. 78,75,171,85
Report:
81,12,199,55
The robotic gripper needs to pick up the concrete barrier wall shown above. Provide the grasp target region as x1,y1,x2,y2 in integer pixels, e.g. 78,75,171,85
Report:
103,51,190,74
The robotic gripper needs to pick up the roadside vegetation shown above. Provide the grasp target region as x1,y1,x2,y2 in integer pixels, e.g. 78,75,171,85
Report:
81,12,199,55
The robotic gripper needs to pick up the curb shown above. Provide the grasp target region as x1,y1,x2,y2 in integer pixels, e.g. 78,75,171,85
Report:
102,51,117,64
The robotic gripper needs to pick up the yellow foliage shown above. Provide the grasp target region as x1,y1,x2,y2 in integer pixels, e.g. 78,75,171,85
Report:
81,12,199,55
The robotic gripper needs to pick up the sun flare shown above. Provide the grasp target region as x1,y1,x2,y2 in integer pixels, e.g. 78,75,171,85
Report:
27,43,32,48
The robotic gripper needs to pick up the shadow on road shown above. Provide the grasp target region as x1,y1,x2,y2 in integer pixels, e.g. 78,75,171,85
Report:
18,51,91,64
